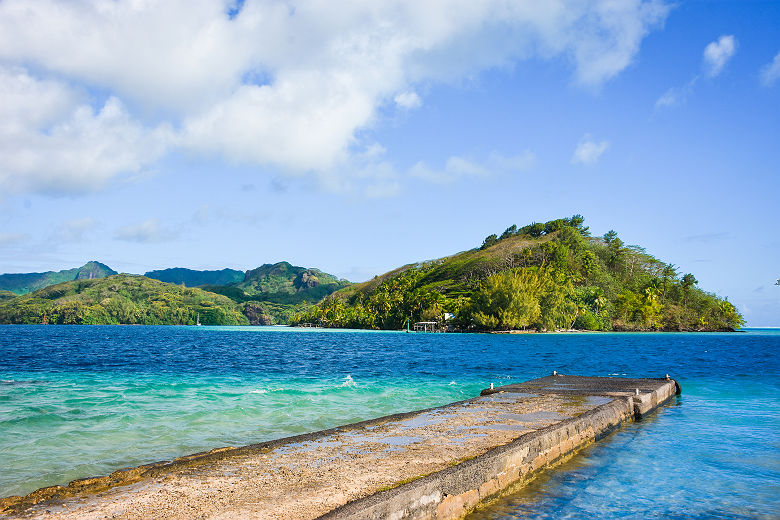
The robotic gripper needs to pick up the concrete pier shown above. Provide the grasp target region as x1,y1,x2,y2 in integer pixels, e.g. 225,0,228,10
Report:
0,375,678,520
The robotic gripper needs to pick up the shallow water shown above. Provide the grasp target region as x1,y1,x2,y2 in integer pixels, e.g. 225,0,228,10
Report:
0,326,778,518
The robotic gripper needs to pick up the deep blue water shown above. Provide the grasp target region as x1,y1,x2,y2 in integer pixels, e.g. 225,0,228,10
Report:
0,326,778,518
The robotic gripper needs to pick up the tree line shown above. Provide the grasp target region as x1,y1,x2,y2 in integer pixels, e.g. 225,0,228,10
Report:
292,216,743,332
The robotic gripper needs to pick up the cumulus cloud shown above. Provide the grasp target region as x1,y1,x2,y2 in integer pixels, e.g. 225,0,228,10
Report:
760,51,780,86
703,35,737,77
394,91,422,110
0,67,172,195
0,0,670,194
115,219,178,243
571,135,610,165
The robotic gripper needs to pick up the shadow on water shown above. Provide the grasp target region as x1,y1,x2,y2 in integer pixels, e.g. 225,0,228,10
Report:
467,393,778,520
466,402,673,520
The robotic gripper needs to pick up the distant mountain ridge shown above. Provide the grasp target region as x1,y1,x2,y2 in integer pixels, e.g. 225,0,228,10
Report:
144,267,245,287
0,261,352,325
0,274,247,325
228,261,351,304
0,261,117,295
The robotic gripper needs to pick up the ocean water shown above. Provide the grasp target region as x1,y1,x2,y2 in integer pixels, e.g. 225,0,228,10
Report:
0,326,778,519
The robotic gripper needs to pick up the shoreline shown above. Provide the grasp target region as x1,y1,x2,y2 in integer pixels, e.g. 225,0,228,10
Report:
0,323,741,333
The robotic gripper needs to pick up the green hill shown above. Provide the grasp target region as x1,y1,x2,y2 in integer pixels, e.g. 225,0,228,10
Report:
199,261,352,325
145,267,245,287
203,261,351,305
0,261,117,295
292,215,744,332
0,274,248,325
0,261,351,326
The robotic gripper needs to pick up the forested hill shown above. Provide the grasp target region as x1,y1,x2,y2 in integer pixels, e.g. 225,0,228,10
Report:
202,261,352,305
0,261,352,325
0,261,116,295
292,215,744,332
144,267,245,287
0,275,248,325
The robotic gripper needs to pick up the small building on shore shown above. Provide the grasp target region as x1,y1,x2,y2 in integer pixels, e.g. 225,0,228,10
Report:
413,321,438,333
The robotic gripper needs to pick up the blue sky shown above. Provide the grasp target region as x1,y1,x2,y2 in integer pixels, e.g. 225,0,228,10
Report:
0,1,778,326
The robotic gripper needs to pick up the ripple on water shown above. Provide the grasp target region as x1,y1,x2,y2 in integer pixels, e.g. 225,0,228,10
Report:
0,326,777,518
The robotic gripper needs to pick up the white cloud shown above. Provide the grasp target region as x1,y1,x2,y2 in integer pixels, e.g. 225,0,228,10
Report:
572,135,610,165
487,150,536,172
446,157,489,177
0,0,670,194
353,160,401,199
655,77,698,109
394,91,422,110
655,87,682,108
656,36,737,110
115,219,178,244
0,67,172,195
411,150,535,184
760,51,780,86
703,35,737,77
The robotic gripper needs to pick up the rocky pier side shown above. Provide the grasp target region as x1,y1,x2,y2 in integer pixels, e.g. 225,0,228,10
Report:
1,374,679,520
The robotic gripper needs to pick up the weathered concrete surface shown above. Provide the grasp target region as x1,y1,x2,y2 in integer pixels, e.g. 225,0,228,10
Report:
0,375,678,520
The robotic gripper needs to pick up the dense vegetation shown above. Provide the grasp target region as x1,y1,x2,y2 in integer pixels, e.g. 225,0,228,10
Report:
200,262,351,323
0,275,248,325
203,262,351,304
144,267,245,287
0,261,116,294
292,216,744,332
0,261,350,325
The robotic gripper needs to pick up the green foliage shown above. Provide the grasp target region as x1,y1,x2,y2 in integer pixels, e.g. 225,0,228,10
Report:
499,225,517,240
480,234,499,250
0,261,117,295
144,267,244,287
465,269,542,330
0,275,248,325
526,222,545,237
205,262,350,304
196,261,350,323
298,216,743,332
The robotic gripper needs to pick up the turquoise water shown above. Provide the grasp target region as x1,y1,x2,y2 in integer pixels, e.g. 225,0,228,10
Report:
1,326,778,518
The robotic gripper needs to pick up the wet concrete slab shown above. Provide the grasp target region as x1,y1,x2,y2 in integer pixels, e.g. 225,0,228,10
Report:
0,374,679,520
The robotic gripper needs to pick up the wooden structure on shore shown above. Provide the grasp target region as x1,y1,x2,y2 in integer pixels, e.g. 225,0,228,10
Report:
413,321,438,333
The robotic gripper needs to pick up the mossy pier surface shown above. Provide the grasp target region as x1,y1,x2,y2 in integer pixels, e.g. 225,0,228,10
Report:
1,375,679,520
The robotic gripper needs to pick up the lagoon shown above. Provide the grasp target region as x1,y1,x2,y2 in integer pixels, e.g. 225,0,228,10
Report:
0,326,778,518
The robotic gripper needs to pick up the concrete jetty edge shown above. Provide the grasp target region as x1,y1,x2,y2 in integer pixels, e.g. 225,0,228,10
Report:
0,374,679,519
317,375,679,520
0,399,482,516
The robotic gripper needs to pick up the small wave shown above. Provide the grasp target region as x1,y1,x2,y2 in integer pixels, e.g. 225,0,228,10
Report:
338,375,357,388
249,389,268,394
448,381,457,385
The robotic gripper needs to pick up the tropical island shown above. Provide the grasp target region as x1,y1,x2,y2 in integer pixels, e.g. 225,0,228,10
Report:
0,216,743,331
291,215,743,332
